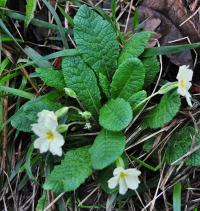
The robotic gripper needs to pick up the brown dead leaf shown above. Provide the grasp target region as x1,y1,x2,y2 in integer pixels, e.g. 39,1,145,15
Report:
138,6,194,67
142,0,200,42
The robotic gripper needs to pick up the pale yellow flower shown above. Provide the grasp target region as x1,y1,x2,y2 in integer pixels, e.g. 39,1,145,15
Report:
31,110,64,156
108,167,141,195
176,65,193,107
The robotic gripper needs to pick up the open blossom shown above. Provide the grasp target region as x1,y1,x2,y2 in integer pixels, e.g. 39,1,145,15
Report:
31,110,65,156
176,65,193,107
108,167,141,195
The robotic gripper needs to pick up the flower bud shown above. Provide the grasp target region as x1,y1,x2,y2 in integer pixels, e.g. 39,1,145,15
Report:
158,82,178,95
79,111,92,119
57,124,69,133
55,107,69,118
64,88,77,98
116,157,125,168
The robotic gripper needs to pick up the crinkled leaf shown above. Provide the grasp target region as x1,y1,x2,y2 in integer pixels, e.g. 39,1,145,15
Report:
111,58,145,100
118,31,153,64
11,96,61,132
165,126,195,165
25,0,37,27
90,129,126,169
74,5,119,74
186,137,200,166
99,98,133,131
142,56,160,87
143,90,181,129
166,126,200,166
43,146,92,193
62,56,101,115
36,68,65,90
99,73,111,98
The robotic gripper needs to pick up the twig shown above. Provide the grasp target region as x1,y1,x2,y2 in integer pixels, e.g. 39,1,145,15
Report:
44,192,65,211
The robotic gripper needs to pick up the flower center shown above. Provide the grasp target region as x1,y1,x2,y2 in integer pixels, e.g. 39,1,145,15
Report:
119,171,128,179
46,130,54,141
180,79,185,89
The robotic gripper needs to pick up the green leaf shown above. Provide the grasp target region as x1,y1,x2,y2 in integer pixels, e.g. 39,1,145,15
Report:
111,58,145,100
99,73,111,98
0,0,7,7
143,90,181,129
62,56,101,115
36,68,65,90
43,146,92,193
142,56,160,87
90,130,126,169
11,95,61,132
166,126,200,166
25,0,37,27
118,31,153,64
36,194,48,211
186,139,200,166
74,5,119,74
99,98,133,131
165,126,195,165
127,90,147,110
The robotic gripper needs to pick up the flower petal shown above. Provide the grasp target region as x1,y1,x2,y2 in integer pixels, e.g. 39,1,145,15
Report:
31,123,47,137
185,92,192,107
125,175,140,190
177,65,193,82
38,110,57,122
113,167,124,176
177,87,186,97
125,168,141,177
34,137,44,149
49,144,63,156
34,138,49,153
184,81,192,91
119,177,128,195
37,110,58,130
54,132,65,146
108,176,119,189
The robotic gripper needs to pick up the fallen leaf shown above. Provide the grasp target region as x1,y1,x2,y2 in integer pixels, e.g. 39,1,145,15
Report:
138,6,194,67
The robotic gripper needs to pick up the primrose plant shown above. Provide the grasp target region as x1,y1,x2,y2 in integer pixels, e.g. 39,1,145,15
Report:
11,5,194,196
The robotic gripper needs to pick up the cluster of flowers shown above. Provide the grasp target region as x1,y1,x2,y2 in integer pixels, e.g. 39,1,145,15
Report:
31,65,193,195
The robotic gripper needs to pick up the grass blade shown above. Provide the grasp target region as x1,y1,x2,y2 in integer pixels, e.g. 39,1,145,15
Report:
5,9,65,31
0,86,35,99
24,46,52,68
41,0,68,48
173,182,182,211
25,0,37,27
58,5,74,26
111,0,117,21
0,0,7,7
142,42,200,57
25,144,38,182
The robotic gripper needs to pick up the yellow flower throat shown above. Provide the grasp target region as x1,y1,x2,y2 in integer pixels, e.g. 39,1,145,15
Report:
46,131,54,141
180,79,185,89
119,172,128,179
